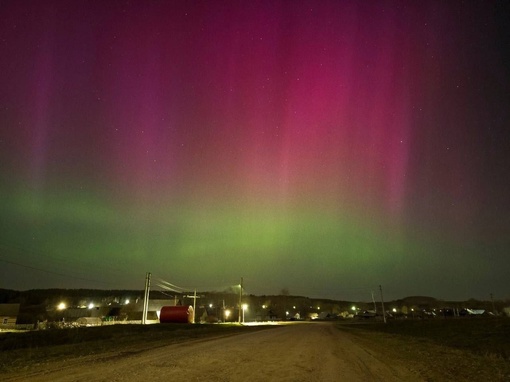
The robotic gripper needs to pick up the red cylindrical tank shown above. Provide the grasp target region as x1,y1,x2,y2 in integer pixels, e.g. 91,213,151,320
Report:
159,306,194,324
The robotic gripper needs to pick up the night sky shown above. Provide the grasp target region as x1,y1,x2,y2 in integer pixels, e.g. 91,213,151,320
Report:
1,0,509,301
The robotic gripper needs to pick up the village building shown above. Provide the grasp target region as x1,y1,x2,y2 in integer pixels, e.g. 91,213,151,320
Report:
0,303,20,329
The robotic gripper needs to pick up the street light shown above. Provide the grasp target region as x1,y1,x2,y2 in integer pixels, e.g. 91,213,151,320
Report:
57,302,66,310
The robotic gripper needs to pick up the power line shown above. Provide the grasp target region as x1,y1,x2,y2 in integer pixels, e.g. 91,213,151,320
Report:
153,274,241,294
156,278,188,293
0,242,146,290
159,290,180,298
0,256,116,286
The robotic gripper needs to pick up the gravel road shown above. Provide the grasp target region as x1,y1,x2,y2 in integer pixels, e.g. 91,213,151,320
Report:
5,322,424,381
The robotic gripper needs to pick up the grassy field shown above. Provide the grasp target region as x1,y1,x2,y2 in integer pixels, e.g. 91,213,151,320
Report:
2,319,509,380
337,317,510,381
0,323,259,351
0,323,276,373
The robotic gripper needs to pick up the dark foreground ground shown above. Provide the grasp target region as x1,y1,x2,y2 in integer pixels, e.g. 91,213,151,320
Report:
337,317,510,381
1,318,509,381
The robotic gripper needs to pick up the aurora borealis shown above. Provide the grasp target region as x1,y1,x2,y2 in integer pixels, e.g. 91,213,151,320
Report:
1,1,509,301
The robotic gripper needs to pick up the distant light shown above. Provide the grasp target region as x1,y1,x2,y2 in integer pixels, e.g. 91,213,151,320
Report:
125,299,130,305
225,309,231,319
351,306,356,311
262,305,267,309
293,306,296,309
317,307,320,310
57,302,66,310
242,304,248,311
286,311,289,316
209,303,213,308
88,303,94,309
392,308,397,313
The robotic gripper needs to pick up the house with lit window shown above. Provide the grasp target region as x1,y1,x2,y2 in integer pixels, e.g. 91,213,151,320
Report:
0,304,20,329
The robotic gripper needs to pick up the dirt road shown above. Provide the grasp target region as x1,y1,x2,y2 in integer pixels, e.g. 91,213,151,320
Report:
5,322,423,381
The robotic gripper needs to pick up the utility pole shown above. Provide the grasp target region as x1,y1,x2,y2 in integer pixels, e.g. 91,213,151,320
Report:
185,289,200,323
239,277,243,324
142,272,151,325
371,290,377,313
193,289,197,322
490,293,497,315
379,285,386,324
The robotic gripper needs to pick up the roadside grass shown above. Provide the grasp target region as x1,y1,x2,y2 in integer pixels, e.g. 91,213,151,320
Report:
337,317,510,359
336,317,510,381
0,323,271,351
0,323,275,372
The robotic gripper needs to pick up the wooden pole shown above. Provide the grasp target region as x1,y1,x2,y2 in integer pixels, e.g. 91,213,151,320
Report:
379,285,386,324
239,277,243,324
142,272,151,324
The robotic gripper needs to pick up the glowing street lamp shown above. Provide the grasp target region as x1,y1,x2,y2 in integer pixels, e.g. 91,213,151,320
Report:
57,302,66,310
225,309,231,321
